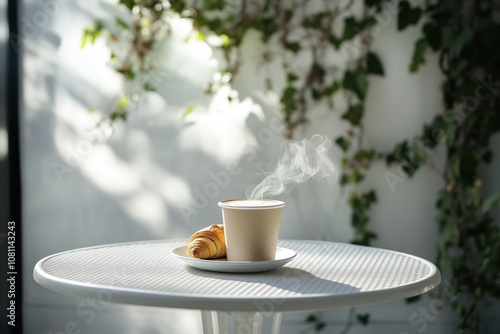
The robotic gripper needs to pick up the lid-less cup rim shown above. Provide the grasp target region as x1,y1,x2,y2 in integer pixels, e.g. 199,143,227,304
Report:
218,199,285,210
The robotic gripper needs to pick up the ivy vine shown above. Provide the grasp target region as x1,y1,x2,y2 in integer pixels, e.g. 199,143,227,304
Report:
396,0,500,332
83,0,500,333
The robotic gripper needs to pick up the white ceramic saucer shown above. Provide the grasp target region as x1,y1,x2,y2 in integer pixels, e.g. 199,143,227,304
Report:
171,246,296,273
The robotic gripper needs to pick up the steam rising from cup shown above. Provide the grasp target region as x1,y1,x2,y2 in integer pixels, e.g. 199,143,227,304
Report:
246,134,337,200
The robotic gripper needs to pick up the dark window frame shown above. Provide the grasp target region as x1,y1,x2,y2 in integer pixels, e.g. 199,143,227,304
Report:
5,0,23,333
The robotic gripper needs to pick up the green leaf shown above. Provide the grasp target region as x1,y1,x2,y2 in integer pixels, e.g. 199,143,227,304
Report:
284,41,301,53
287,72,299,83
348,170,365,184
143,82,156,92
116,67,135,80
204,0,226,10
423,23,441,51
364,0,385,8
343,71,368,100
116,18,129,30
450,59,468,78
342,104,364,126
324,81,340,96
281,86,297,115
283,10,293,23
387,140,409,164
196,31,205,41
140,17,151,29
81,20,104,49
398,1,422,31
315,322,326,331
109,52,118,65
313,12,328,26
263,0,272,11
361,231,377,245
343,17,358,40
363,190,377,204
311,63,326,82
170,0,187,12
449,158,460,183
220,34,231,47
91,30,101,44
356,313,370,325
109,110,127,122
355,149,375,162
305,314,318,322
311,88,322,100
281,86,297,102
329,35,342,49
465,187,484,209
182,105,196,118
441,24,455,49
342,17,375,40
481,191,500,214
409,38,428,72
402,163,418,177
355,71,368,99
81,31,89,49
439,0,456,11
450,26,473,53
349,195,362,209
117,96,130,109
260,18,277,43
207,18,224,32
335,137,350,152
409,145,426,169
119,0,135,11
366,52,384,76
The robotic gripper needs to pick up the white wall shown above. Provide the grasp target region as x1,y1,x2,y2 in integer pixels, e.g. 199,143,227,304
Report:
21,0,498,333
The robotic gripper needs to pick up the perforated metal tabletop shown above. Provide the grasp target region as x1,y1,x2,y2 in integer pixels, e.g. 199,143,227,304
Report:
33,240,440,313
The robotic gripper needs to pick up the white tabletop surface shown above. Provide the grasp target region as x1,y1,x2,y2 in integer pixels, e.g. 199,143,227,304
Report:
34,240,441,312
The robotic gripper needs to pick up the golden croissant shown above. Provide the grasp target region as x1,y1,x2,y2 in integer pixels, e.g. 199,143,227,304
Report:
188,224,226,259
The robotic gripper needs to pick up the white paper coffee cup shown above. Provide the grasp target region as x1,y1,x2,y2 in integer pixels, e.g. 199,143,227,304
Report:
218,199,285,261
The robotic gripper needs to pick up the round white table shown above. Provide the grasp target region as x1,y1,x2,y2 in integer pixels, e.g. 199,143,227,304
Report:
34,240,440,334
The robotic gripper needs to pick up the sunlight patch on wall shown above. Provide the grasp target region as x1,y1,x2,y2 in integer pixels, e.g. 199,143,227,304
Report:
55,4,122,98
55,87,103,129
80,145,141,195
251,90,282,113
59,42,122,98
23,45,56,120
146,165,191,205
124,129,192,206
123,191,168,236
178,86,260,165
54,82,192,234
154,17,217,89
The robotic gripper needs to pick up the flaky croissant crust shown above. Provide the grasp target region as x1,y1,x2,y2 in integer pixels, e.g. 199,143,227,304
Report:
188,224,226,259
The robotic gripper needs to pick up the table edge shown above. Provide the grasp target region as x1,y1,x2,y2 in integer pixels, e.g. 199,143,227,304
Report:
33,240,442,312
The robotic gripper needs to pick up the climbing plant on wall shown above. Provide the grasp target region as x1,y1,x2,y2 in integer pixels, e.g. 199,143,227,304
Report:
394,0,500,332
83,0,500,333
